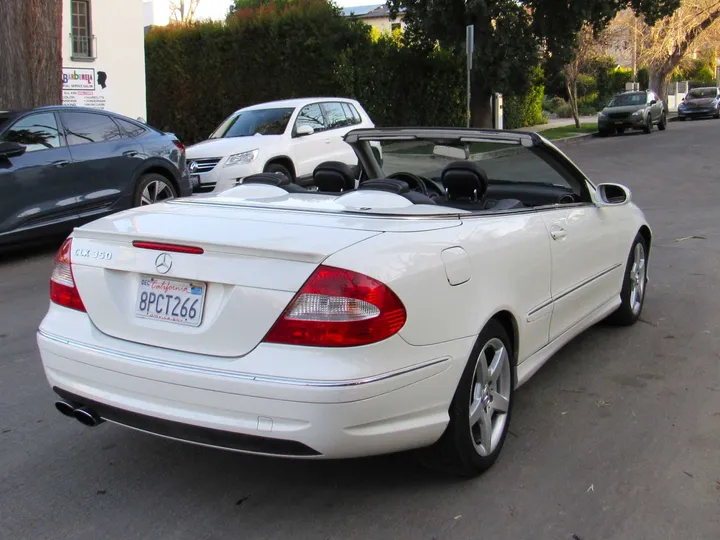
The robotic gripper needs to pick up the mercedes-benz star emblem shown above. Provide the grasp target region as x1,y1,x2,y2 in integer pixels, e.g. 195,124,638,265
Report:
188,161,198,173
155,253,172,274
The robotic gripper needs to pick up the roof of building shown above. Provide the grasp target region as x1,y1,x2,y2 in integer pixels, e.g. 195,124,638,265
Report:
342,4,404,18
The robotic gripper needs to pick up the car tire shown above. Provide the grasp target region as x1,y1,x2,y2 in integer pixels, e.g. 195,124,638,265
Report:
616,127,625,135
418,319,514,477
264,163,292,182
643,115,652,134
133,173,177,207
606,234,648,326
714,108,720,119
658,112,667,131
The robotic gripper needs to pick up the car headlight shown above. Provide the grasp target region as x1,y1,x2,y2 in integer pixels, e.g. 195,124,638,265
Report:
598,111,607,118
224,149,259,167
632,110,643,117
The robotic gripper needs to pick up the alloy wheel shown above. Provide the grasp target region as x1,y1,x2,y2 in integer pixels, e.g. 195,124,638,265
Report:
629,242,647,315
141,180,175,206
469,337,512,457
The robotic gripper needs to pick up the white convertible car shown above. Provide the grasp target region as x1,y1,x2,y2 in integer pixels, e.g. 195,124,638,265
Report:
37,127,651,476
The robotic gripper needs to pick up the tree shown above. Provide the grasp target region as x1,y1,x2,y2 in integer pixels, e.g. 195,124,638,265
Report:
563,26,607,128
613,1,720,101
170,0,201,23
389,0,681,127
0,0,62,109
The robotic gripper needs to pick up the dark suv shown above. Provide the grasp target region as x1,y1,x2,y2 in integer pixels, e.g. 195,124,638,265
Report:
0,106,191,248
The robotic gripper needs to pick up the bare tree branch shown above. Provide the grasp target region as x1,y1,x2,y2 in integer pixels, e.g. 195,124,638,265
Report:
170,0,201,23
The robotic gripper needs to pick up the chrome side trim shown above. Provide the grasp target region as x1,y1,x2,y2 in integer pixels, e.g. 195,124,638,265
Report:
527,263,622,318
37,329,450,388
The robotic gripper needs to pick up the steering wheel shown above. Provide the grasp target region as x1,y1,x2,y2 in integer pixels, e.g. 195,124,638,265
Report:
386,172,430,197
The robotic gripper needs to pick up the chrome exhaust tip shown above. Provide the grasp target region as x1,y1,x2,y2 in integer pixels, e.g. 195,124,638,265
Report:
73,407,104,427
55,400,76,418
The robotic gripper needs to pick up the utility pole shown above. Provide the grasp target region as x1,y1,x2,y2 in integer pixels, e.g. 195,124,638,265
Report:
466,24,474,128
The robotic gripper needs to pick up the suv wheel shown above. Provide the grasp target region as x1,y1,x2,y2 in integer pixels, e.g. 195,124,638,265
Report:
134,173,177,207
265,163,292,181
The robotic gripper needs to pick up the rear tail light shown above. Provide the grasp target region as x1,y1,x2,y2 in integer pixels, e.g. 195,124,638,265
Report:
264,265,406,347
50,238,86,312
172,139,185,153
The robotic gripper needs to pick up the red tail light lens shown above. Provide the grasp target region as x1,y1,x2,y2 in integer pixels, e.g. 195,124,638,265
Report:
264,265,406,347
172,139,185,153
132,241,204,254
50,238,86,312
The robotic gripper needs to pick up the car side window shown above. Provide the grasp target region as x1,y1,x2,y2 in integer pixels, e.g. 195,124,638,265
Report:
116,118,148,138
321,102,352,130
341,103,362,126
295,104,326,134
2,113,62,153
60,112,123,145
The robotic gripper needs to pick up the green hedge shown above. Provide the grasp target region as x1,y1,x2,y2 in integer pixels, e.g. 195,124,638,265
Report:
145,1,465,144
504,66,545,129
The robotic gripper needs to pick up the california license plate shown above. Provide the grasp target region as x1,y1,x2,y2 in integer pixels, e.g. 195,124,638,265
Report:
135,276,206,326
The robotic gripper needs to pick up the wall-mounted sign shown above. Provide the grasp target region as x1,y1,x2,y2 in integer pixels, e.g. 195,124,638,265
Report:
62,68,95,91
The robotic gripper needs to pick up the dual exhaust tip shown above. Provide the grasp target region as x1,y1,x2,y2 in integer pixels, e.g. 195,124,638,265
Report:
55,400,104,427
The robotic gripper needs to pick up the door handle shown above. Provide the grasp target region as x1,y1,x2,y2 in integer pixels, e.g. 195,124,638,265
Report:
324,139,332,144
550,228,567,240
123,150,138,157
52,160,69,168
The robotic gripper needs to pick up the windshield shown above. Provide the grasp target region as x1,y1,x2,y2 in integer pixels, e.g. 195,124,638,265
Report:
608,93,646,107
375,139,573,189
688,87,718,99
210,108,294,138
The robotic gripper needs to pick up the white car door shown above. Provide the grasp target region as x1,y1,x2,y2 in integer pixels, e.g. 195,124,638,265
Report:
289,103,332,180
540,205,626,341
319,102,361,167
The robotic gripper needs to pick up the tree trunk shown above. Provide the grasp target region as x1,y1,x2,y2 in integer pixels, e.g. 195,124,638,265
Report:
566,79,580,129
649,68,671,105
0,0,62,109
470,90,493,128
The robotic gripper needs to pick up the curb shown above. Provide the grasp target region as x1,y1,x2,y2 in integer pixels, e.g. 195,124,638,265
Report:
552,133,595,145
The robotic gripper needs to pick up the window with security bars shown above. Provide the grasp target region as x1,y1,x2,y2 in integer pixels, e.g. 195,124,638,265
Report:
71,0,93,58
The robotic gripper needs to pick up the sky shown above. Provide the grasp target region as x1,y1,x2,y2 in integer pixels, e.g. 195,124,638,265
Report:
193,0,378,20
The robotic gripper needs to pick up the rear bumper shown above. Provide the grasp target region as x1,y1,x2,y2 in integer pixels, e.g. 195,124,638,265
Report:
37,310,473,459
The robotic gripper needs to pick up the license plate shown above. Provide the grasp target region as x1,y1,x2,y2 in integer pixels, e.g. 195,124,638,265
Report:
135,276,206,326
190,174,200,187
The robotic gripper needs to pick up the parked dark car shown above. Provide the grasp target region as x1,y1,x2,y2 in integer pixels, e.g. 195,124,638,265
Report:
678,87,720,120
0,106,191,248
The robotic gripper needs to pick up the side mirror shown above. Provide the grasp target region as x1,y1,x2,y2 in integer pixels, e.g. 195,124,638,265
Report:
593,183,631,206
0,141,26,159
295,124,314,137
650,99,657,105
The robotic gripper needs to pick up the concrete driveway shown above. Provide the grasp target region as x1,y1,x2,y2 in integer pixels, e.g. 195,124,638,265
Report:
1,118,719,540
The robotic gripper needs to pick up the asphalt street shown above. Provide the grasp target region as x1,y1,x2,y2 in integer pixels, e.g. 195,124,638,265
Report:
2,118,720,540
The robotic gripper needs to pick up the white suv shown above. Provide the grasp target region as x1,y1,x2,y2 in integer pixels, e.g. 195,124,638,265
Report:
186,97,375,193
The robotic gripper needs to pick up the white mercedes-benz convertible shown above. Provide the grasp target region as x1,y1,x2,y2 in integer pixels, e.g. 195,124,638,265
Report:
37,127,651,476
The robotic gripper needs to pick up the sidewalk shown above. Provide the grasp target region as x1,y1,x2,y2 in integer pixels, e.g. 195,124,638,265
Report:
517,116,598,132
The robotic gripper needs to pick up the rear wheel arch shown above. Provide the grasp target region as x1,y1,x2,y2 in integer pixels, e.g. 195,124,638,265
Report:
488,310,519,366
134,164,179,194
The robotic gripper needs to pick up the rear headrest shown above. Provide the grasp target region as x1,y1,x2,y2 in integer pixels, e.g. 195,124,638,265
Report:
313,161,355,193
441,161,488,201
242,172,307,193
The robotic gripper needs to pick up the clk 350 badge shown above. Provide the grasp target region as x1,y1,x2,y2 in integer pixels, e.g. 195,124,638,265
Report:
74,249,112,260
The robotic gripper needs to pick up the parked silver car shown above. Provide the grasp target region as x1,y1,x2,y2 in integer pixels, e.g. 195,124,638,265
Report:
598,90,667,136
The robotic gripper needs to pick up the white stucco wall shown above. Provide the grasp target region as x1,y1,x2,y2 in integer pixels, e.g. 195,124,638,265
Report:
361,16,405,33
61,0,147,120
